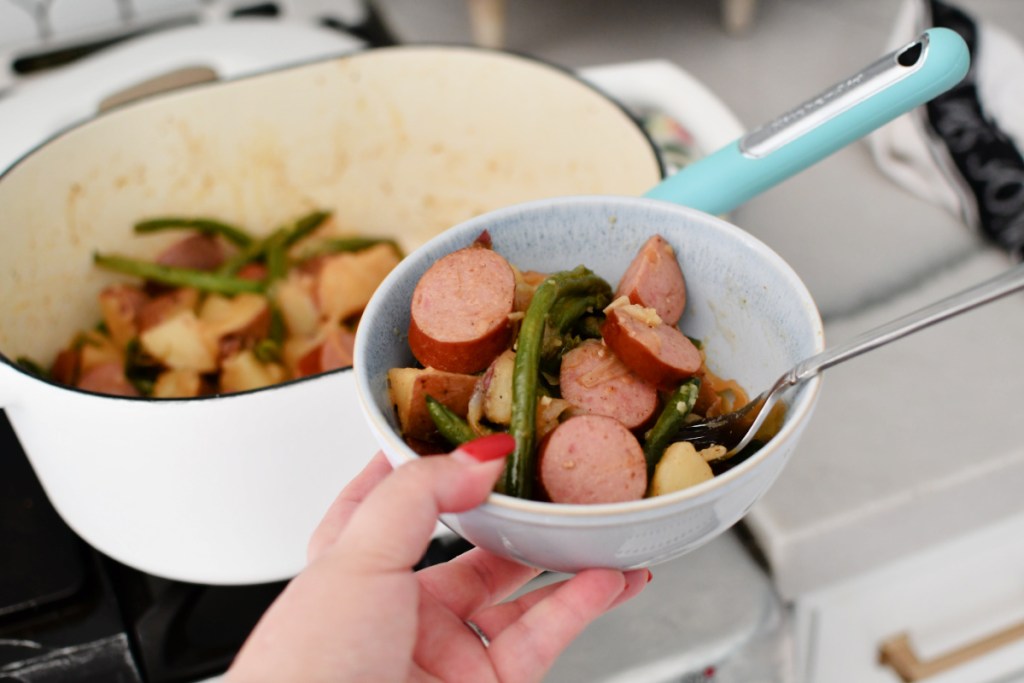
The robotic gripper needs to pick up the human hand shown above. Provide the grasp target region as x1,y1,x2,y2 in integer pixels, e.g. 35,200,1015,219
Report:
226,433,650,682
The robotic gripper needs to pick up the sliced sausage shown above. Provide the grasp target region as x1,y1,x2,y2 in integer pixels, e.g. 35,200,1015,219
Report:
615,235,686,325
601,302,702,388
98,284,148,350
156,234,225,271
538,414,647,504
409,246,516,374
296,327,356,377
76,362,140,397
559,339,658,429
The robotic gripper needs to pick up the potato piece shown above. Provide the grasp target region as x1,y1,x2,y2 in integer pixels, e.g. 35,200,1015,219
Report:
140,310,218,372
318,243,401,322
648,441,714,497
152,369,203,398
275,275,321,337
78,330,122,373
387,367,478,440
138,288,200,331
98,284,147,350
482,350,516,424
199,292,270,340
220,350,286,393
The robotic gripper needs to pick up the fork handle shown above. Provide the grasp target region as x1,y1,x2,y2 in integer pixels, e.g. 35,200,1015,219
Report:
790,260,1024,385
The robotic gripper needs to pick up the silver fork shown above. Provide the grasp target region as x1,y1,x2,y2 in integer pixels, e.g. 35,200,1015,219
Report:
676,259,1024,458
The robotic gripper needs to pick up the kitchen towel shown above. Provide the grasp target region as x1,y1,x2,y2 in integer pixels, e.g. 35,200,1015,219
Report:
868,0,1024,258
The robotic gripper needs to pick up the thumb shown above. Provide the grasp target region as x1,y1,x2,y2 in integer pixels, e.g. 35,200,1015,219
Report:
326,433,514,572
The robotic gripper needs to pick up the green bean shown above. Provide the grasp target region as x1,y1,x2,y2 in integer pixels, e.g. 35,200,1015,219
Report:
548,292,609,333
134,217,254,248
541,291,611,364
217,239,266,276
94,253,264,295
297,236,402,262
15,356,49,379
281,210,332,249
642,377,701,478
216,211,333,277
426,395,483,447
124,338,160,396
504,266,613,499
264,229,289,283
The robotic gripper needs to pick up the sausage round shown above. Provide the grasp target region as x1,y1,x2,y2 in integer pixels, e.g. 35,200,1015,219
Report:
559,339,658,429
601,304,702,388
409,246,516,374
615,235,686,325
538,414,647,504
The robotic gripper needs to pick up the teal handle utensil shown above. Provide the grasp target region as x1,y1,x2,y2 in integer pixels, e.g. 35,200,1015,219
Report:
645,27,970,214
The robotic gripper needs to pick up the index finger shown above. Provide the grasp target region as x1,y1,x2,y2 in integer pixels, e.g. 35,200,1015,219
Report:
307,451,393,563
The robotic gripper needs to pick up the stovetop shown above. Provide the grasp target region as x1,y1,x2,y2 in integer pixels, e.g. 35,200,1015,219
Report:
0,409,477,682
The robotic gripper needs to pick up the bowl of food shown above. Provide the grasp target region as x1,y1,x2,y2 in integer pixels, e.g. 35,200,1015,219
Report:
0,44,665,584
355,28,975,572
354,195,824,571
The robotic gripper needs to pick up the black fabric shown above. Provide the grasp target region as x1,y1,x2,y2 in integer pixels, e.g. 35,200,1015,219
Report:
926,0,1024,257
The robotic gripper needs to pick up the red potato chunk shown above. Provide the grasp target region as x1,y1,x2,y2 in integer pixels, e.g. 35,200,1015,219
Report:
219,350,286,393
98,284,148,350
152,369,203,398
387,367,479,441
139,309,218,372
317,243,401,323
138,288,200,332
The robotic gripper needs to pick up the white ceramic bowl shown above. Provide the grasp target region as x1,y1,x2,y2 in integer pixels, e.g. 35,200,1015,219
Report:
355,196,825,572
0,46,663,584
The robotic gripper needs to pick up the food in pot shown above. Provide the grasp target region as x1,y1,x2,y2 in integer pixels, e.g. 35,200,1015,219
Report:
17,211,401,398
387,233,784,504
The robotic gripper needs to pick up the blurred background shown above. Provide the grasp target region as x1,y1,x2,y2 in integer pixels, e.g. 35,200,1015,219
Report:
2,1,1024,681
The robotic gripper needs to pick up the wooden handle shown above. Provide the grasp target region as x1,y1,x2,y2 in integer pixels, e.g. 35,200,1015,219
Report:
879,621,1024,682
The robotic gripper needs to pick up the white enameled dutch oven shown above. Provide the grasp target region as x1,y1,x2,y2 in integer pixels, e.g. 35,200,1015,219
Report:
0,26,674,584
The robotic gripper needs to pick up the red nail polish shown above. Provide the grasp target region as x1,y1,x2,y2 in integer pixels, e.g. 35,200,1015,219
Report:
458,434,515,462
646,569,653,583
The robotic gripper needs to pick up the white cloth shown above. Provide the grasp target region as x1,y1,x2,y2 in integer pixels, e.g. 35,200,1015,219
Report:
868,0,1024,254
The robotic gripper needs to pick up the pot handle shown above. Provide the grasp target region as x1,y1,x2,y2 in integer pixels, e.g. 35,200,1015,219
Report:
0,21,363,173
645,27,971,215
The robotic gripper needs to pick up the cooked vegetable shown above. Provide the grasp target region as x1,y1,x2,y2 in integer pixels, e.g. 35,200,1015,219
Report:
297,236,402,262
642,377,701,478
505,266,613,499
94,254,264,295
32,210,399,398
427,395,484,446
134,217,254,248
392,234,780,504
648,441,714,497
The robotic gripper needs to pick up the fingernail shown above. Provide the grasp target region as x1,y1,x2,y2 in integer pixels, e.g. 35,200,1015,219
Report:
453,433,516,463
646,569,653,583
